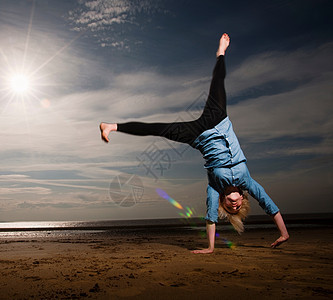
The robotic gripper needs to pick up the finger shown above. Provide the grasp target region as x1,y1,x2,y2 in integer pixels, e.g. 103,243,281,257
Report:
271,240,280,248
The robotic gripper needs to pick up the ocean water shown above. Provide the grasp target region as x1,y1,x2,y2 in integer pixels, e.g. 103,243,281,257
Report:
0,213,332,240
0,218,206,239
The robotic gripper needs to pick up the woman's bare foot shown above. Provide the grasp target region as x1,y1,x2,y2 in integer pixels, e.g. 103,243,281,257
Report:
100,122,117,143
191,248,214,254
216,33,230,57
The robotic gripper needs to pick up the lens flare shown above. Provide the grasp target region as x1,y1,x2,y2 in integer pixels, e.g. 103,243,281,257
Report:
41,98,51,108
156,188,183,210
156,188,197,221
216,233,236,249
185,207,193,217
156,189,208,242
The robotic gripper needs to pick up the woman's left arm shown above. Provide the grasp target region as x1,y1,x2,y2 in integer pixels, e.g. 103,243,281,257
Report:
243,172,289,248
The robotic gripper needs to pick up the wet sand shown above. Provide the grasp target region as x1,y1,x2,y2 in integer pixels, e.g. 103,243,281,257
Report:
0,226,332,299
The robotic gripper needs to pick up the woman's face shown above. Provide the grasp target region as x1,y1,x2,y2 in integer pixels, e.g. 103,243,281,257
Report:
223,192,243,214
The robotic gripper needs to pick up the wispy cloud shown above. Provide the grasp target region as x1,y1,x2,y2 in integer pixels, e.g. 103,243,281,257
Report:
0,187,51,195
68,0,167,49
227,42,333,99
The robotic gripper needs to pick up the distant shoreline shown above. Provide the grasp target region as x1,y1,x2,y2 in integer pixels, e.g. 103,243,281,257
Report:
0,212,332,232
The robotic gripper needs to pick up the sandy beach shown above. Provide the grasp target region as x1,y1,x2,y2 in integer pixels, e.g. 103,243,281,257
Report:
0,226,332,300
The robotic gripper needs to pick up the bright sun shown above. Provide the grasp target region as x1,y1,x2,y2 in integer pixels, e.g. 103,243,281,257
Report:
9,74,31,95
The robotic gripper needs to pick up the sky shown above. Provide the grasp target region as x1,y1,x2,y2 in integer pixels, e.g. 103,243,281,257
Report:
0,0,332,222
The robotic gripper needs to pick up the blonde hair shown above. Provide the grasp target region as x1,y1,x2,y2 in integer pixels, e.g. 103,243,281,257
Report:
218,191,250,234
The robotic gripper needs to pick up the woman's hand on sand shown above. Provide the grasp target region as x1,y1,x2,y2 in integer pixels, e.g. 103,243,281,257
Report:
271,235,289,248
191,248,214,254
271,212,289,248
